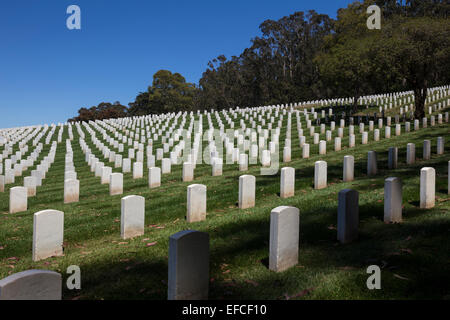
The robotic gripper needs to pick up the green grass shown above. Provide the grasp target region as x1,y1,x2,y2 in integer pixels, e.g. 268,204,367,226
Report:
0,103,449,300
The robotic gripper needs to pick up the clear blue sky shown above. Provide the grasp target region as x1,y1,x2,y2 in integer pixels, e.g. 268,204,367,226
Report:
0,0,354,128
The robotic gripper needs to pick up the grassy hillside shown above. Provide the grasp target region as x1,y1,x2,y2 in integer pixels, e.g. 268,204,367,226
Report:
0,103,449,300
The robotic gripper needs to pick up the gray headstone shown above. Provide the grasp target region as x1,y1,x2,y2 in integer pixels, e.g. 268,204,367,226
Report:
437,137,444,155
0,270,61,300
343,155,354,182
388,147,398,169
337,189,359,244
406,143,415,165
168,230,209,300
384,177,402,223
423,140,431,160
367,151,377,176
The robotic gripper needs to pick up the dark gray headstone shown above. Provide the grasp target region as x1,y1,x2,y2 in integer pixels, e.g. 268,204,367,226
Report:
423,140,431,160
367,151,378,176
388,147,398,169
168,230,209,300
337,189,359,244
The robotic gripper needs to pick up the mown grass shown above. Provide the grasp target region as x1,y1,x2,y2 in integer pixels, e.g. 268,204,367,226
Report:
0,103,449,300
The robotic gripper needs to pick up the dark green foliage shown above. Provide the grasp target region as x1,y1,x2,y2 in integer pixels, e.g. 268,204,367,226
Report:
197,11,333,110
128,70,197,115
68,102,128,123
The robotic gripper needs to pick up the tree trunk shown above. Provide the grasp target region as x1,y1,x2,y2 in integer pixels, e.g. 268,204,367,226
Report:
352,95,360,114
413,86,427,119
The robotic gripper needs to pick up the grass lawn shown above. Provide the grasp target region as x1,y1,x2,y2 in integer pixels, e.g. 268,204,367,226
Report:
0,102,449,300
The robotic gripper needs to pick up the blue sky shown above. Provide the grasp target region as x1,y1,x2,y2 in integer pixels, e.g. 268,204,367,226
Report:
0,0,354,128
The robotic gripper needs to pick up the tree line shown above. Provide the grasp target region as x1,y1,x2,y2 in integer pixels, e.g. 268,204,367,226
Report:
69,0,449,122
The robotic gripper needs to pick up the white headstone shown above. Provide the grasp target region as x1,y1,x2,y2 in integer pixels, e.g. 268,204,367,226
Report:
162,158,171,174
101,166,112,184
314,161,327,189
280,167,295,198
420,167,435,209
384,177,402,223
239,175,256,209
32,210,64,261
110,173,123,196
183,162,194,182
24,176,36,197
9,186,27,213
343,155,354,182
187,184,207,223
121,195,145,239
269,206,299,272
148,167,161,188
64,179,79,204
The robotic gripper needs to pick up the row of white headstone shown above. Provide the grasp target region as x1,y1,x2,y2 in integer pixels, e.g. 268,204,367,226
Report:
6,142,58,213
49,90,444,190
4,135,446,215
3,158,443,300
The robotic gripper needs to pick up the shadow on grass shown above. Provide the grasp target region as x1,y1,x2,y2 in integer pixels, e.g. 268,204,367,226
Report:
61,208,450,300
